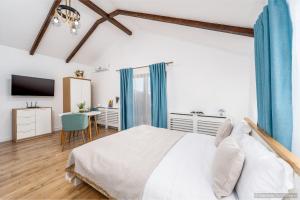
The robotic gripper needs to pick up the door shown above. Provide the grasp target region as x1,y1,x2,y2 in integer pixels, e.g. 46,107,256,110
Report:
35,108,52,135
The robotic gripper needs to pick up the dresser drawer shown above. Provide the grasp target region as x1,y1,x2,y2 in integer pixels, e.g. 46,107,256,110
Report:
17,117,35,125
17,123,35,132
17,129,36,140
17,109,36,118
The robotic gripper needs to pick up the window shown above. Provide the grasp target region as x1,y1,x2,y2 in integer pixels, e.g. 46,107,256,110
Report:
133,73,151,126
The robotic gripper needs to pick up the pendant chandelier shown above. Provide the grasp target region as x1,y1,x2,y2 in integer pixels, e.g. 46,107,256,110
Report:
52,0,81,35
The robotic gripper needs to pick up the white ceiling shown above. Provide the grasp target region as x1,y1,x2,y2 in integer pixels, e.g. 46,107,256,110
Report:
0,0,266,66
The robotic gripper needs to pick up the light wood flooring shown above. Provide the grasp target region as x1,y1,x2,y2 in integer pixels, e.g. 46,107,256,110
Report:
0,128,117,200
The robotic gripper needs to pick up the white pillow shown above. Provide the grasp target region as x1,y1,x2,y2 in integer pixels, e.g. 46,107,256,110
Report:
215,119,233,147
212,137,245,198
231,120,251,136
235,134,294,200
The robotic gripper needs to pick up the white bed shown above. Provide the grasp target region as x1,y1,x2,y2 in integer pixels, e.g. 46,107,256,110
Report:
66,122,300,200
143,133,237,200
66,126,237,200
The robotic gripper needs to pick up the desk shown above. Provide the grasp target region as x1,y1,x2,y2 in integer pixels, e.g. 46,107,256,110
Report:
59,111,101,141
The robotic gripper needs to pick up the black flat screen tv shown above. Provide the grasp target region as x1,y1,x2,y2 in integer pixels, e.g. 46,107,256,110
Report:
11,75,55,96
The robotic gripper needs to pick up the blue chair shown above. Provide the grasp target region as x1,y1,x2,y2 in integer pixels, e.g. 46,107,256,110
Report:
61,113,89,151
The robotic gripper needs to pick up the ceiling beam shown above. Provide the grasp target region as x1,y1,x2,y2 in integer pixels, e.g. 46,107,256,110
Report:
66,7,254,63
30,0,61,55
79,0,132,35
66,18,106,63
116,10,254,37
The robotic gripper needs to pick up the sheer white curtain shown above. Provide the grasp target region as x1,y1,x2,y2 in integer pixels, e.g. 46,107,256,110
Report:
289,0,300,156
133,72,151,126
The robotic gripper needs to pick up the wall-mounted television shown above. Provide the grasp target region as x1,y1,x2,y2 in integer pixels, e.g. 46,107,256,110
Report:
11,75,55,96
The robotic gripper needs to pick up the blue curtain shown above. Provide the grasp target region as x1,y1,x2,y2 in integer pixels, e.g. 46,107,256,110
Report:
120,68,134,130
254,0,293,150
149,62,168,128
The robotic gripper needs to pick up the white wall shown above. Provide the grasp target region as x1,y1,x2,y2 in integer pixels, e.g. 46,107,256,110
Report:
0,45,93,142
91,30,256,123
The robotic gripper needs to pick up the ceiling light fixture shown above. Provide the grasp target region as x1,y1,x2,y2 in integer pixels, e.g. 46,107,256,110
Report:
52,0,81,35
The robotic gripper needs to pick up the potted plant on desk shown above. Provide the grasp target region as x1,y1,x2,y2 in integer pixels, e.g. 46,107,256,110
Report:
77,102,86,113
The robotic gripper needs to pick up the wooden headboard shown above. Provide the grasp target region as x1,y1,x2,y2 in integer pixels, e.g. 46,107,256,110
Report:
245,118,300,175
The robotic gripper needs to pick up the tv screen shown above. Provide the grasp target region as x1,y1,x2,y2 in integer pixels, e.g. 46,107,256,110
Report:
11,75,55,96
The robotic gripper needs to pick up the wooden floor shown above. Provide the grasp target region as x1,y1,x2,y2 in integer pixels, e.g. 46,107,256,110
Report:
0,128,117,200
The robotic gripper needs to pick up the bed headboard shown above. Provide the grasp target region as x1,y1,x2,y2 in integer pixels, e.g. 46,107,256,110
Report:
244,118,300,176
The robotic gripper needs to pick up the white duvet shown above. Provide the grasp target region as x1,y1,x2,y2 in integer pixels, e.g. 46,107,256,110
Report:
66,127,237,200
143,133,237,200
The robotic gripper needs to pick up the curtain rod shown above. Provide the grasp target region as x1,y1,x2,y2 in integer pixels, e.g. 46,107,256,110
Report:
116,61,173,72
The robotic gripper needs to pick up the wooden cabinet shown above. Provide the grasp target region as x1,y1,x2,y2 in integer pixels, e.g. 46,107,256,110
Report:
63,77,91,112
12,108,52,142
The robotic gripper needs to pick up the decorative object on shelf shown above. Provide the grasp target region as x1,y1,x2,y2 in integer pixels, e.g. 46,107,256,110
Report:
52,0,81,35
115,96,119,105
77,102,86,113
218,109,226,117
75,70,84,78
108,99,114,108
26,101,39,108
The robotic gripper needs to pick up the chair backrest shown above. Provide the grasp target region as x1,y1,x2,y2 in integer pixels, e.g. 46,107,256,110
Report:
90,107,99,111
61,113,88,131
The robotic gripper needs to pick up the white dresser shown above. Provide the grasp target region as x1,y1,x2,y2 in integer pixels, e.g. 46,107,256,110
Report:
96,107,119,130
12,108,52,142
169,113,226,136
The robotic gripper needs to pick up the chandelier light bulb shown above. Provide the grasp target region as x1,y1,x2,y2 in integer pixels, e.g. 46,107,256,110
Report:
70,26,78,35
52,16,60,27
74,20,80,29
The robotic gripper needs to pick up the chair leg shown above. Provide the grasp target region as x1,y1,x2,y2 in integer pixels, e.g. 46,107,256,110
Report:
60,130,64,145
81,130,86,144
61,130,66,151
69,131,72,143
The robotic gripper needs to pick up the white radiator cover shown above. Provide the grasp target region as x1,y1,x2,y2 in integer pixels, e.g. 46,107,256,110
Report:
97,107,119,130
169,113,226,136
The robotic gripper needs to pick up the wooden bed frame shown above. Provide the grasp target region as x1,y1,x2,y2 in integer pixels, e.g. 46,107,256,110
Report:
244,118,300,176
66,118,300,198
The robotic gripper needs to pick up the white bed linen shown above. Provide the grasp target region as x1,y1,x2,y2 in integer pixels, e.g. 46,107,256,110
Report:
143,133,238,200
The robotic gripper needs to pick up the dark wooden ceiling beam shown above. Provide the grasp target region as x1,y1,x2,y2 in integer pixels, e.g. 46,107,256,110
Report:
30,0,61,55
66,18,106,63
116,10,254,37
66,7,254,63
79,0,132,35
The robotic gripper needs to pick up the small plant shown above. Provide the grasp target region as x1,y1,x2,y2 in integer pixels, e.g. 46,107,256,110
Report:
77,102,86,113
